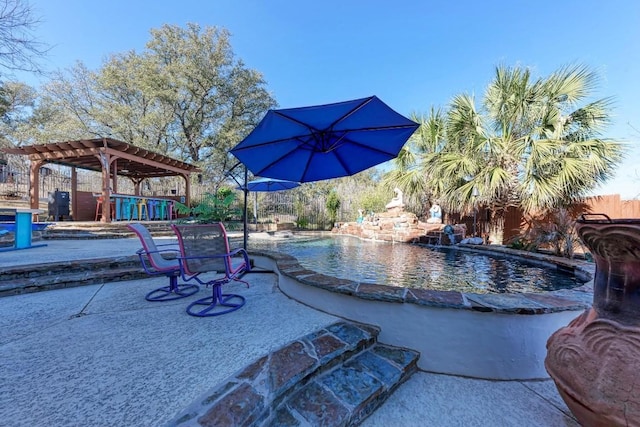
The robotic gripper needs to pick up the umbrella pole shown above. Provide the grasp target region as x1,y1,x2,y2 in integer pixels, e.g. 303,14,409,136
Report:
243,166,249,250
254,192,258,225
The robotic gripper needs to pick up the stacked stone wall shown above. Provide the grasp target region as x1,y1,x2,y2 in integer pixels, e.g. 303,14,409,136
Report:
333,208,466,243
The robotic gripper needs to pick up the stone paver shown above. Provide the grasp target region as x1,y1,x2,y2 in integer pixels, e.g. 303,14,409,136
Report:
0,274,339,426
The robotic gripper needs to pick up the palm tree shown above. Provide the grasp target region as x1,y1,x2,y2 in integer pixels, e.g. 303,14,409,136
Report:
383,107,447,216
394,64,624,243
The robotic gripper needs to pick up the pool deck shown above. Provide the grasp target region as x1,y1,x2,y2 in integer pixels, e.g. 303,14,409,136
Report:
0,237,579,426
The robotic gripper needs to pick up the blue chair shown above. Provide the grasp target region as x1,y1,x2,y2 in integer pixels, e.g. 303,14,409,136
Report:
171,223,250,317
127,223,199,301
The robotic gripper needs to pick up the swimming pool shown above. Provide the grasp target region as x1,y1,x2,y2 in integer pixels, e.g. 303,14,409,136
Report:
249,235,585,294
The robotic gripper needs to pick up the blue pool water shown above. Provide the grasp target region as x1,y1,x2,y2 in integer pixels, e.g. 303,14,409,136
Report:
249,235,585,294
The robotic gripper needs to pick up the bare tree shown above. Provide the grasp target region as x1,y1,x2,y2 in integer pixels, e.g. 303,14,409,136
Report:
0,0,47,73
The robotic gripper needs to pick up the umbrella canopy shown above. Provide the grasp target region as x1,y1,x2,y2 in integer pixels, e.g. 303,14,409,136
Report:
230,96,419,183
240,177,300,192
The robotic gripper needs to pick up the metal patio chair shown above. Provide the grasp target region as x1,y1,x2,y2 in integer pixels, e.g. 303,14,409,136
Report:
127,223,199,301
171,223,250,317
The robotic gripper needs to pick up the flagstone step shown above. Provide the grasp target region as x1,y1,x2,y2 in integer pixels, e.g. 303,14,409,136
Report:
42,221,176,239
0,256,146,297
168,321,419,427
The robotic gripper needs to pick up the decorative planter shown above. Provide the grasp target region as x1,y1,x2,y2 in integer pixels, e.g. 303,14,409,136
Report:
546,214,640,426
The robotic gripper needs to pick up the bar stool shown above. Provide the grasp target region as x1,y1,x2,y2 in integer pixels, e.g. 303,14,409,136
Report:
95,196,115,221
114,196,123,220
147,199,157,220
122,197,137,220
153,200,162,220
158,200,169,220
137,198,149,221
168,200,177,220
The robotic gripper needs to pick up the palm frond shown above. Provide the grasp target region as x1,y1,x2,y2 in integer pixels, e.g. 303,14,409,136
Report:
545,63,599,105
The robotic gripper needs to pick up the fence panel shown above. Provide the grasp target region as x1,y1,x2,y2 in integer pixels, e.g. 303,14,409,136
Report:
622,200,640,218
239,191,332,230
584,194,622,218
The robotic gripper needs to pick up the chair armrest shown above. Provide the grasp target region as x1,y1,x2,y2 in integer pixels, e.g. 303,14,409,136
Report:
135,247,181,275
177,248,251,276
228,248,251,273
136,247,180,257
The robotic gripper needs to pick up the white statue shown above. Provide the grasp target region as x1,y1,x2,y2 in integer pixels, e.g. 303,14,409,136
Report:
427,202,442,224
385,188,404,210
460,236,484,245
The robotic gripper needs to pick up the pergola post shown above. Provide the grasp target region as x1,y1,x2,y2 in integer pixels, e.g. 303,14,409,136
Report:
99,152,111,223
71,167,78,220
183,173,191,207
29,160,43,215
111,158,118,193
132,178,144,196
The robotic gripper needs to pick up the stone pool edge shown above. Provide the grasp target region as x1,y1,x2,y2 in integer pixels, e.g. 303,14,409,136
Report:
248,245,594,380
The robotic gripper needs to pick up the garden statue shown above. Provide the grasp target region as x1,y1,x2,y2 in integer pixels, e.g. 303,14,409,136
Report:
385,188,404,210
460,236,484,245
427,202,442,224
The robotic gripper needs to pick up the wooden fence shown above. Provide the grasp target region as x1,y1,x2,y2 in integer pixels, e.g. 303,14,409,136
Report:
468,194,640,244
582,194,640,219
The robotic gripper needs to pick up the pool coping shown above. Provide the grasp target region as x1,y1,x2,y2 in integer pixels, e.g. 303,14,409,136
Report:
248,242,594,315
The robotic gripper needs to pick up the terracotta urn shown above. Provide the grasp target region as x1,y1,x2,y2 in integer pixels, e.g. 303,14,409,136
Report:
546,214,640,426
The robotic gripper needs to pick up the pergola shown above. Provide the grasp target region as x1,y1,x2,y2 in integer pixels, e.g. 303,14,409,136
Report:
3,138,200,222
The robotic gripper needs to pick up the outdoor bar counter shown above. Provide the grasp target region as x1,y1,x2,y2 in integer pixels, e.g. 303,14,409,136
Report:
97,194,176,221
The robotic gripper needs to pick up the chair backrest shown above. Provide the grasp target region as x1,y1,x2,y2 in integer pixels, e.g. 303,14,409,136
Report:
127,223,179,272
171,223,231,275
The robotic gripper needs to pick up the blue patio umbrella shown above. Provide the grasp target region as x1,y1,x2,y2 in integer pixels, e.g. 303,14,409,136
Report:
240,177,300,192
230,96,419,183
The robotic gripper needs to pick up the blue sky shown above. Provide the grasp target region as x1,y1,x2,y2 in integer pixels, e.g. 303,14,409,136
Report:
15,0,640,198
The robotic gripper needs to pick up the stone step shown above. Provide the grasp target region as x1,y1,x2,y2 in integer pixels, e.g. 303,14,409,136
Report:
0,255,141,280
167,321,419,426
0,256,146,297
42,221,176,240
275,343,419,426
43,231,135,239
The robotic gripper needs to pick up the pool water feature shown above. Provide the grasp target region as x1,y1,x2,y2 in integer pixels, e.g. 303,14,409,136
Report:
249,235,585,294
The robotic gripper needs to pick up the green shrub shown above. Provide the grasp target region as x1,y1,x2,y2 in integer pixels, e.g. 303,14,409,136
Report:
295,216,309,229
173,188,241,223
326,190,341,225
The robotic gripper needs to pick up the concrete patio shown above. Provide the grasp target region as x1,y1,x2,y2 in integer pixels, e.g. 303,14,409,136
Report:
0,238,579,426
